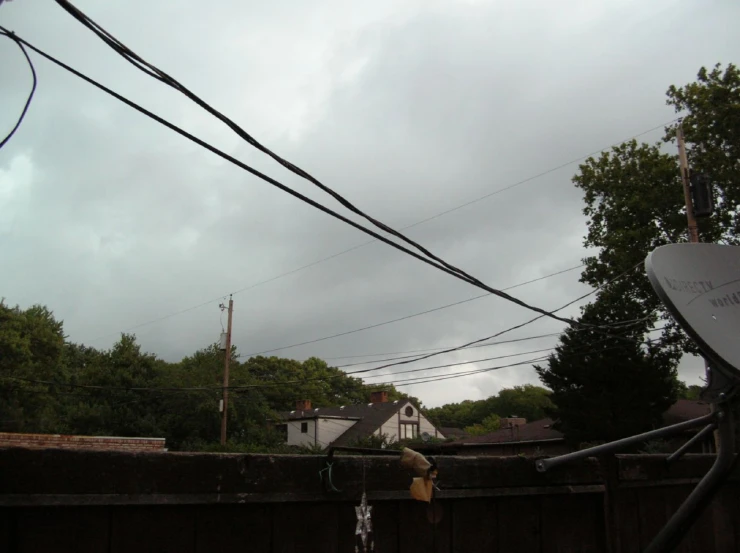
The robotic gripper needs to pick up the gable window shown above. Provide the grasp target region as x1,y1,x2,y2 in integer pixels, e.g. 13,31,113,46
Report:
404,406,414,417
301,422,308,433
401,423,418,440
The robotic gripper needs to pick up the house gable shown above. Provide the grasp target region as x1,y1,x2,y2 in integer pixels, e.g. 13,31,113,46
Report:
277,399,445,447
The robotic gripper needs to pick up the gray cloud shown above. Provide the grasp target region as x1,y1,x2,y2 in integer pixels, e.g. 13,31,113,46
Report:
1,0,736,407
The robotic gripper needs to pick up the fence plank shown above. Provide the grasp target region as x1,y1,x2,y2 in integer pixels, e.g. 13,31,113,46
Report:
14,507,109,553
272,503,339,553
110,506,196,553
637,486,671,551
708,482,739,553
497,496,541,553
398,500,451,553
609,488,641,553
452,498,497,553
541,494,605,553
194,505,271,553
0,508,10,553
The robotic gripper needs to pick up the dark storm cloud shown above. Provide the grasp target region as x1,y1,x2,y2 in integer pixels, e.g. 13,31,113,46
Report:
1,0,737,406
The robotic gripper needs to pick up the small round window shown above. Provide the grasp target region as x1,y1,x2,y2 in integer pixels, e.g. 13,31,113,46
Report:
404,406,414,417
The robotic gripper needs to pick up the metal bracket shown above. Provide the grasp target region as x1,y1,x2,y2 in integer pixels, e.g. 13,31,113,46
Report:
536,387,737,553
535,411,717,473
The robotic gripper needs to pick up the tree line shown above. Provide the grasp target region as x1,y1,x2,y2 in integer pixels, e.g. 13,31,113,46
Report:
2,63,736,452
0,301,416,452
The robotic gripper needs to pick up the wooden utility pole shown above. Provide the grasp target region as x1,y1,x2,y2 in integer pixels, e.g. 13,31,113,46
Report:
677,122,718,450
677,123,700,244
220,295,234,446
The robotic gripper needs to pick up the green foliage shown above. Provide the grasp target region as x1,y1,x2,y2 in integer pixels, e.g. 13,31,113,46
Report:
576,63,740,355
426,384,555,431
464,414,501,436
350,432,400,451
535,291,682,445
0,300,413,453
543,63,739,445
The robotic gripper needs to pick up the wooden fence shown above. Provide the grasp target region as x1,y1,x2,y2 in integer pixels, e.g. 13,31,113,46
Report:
0,447,737,552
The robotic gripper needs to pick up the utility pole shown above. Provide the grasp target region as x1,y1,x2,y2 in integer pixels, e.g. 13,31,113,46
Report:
677,123,700,244
220,295,234,446
677,122,718,451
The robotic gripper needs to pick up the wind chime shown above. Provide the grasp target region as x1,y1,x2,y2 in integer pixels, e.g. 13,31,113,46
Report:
355,458,374,553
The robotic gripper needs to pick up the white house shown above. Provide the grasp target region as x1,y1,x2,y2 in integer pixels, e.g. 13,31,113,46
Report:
276,391,444,449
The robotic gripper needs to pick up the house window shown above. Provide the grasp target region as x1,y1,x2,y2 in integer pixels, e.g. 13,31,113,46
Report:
401,423,418,440
404,406,414,417
301,422,308,434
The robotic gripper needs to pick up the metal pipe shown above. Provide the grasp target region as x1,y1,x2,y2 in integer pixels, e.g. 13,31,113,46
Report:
666,423,716,465
644,405,736,553
535,412,716,473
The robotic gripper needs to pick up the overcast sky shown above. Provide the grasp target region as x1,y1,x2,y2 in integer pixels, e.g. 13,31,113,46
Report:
1,0,738,408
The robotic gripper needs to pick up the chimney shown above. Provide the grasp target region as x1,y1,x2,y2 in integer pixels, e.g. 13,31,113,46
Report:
500,417,526,428
296,399,312,411
370,391,388,404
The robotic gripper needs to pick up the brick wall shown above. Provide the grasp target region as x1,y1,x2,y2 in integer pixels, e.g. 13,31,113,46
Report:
0,432,166,452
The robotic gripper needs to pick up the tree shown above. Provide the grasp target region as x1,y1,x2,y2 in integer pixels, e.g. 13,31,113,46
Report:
464,414,501,436
575,63,740,355
0,301,67,433
535,291,682,445
492,385,555,422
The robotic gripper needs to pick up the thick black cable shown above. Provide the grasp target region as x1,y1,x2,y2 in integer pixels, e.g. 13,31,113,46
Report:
0,31,36,149
33,9,636,333
52,0,481,283
2,29,609,336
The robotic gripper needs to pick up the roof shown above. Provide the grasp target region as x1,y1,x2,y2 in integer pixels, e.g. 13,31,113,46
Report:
449,400,712,446
663,399,711,426
440,427,466,438
454,418,563,445
277,400,411,447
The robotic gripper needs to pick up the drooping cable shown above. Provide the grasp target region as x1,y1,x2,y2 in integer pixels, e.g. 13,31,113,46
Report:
0,31,36,149
32,7,642,334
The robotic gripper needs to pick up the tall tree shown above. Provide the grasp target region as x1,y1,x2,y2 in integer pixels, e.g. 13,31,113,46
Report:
576,63,740,354
0,301,67,433
535,290,682,445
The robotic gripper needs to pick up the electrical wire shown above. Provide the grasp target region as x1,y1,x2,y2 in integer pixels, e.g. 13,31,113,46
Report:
1,28,606,338
0,31,36,150
245,263,585,357
0,261,652,398
88,100,672,342
52,1,681,330
2,329,670,400
336,316,658,368
7,17,663,340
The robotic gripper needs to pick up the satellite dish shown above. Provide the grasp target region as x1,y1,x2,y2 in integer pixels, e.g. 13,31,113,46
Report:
645,243,740,380
421,432,431,443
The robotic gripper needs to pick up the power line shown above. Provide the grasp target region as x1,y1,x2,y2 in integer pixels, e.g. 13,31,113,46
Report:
3,327,669,400
7,19,670,339
2,263,654,397
342,319,663,369
303,262,645,381
88,96,668,343
245,263,584,357
1,29,583,339
52,1,679,313
0,31,36,150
